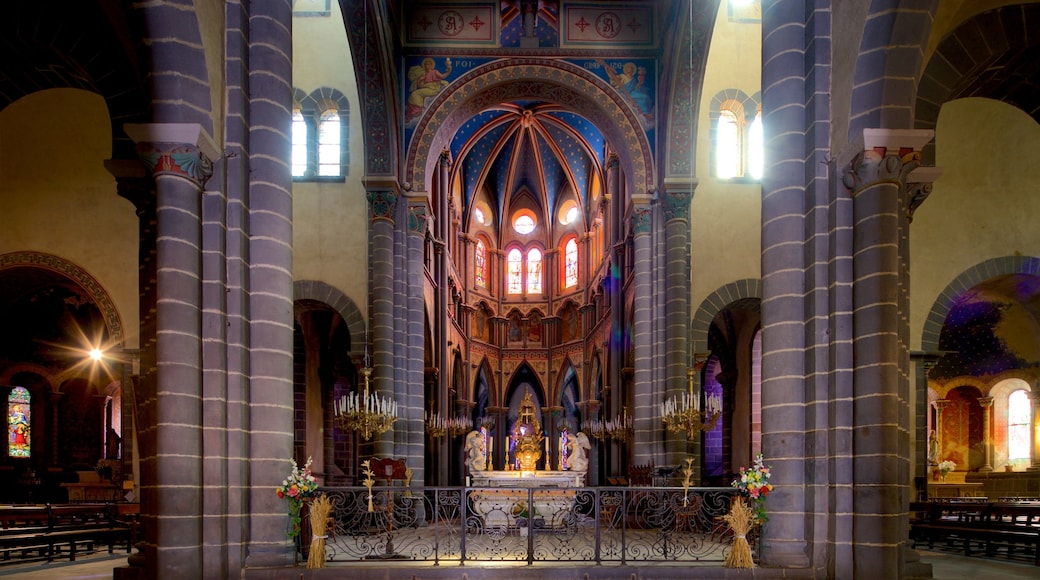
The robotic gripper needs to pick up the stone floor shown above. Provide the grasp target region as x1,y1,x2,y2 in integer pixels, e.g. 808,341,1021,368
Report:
0,549,1035,579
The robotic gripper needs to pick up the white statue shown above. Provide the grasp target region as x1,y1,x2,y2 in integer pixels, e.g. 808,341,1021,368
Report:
464,430,486,473
567,431,591,474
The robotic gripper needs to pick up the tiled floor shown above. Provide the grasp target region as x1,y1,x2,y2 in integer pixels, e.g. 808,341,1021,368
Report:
0,549,1035,579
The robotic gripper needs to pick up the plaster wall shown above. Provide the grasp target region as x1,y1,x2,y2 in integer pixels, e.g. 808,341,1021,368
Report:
0,89,140,350
909,97,1040,347
291,3,369,319
690,3,761,307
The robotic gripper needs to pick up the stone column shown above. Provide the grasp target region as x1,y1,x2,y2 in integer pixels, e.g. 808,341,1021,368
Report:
629,196,656,466
842,128,933,577
661,183,694,468
367,185,399,458
405,192,432,486
978,397,994,472
125,123,218,578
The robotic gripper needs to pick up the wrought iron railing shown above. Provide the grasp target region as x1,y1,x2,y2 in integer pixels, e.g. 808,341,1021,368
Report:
300,486,755,566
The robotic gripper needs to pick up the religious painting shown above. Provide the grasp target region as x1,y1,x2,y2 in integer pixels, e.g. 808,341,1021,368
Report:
560,2,655,48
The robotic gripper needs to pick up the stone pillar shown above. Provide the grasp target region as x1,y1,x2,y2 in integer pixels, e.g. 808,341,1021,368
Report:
661,183,694,468
978,397,994,472
125,123,218,578
629,196,656,466
405,192,432,486
367,185,399,458
841,128,933,578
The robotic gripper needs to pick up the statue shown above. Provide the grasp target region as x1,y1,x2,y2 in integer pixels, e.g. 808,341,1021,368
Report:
464,430,486,473
567,431,591,474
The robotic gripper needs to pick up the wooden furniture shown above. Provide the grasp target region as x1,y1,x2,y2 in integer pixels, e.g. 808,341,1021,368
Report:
0,503,135,564
910,501,1040,565
927,482,985,498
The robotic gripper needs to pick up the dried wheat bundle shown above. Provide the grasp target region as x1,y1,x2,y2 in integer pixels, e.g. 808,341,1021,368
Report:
306,494,333,569
723,496,755,568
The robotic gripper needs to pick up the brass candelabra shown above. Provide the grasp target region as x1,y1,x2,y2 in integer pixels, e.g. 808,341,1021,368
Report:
661,369,722,438
334,367,398,440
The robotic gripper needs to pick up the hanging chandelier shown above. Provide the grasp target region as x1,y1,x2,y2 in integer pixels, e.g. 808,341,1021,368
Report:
582,408,633,442
661,369,722,439
425,411,472,438
334,366,398,440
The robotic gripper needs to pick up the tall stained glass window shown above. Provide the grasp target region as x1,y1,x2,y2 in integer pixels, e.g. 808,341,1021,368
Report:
507,248,523,294
526,248,542,294
1008,390,1031,462
475,240,487,288
564,238,578,288
8,387,30,458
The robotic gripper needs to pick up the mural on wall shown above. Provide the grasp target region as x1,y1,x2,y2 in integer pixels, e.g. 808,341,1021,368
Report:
930,275,1040,380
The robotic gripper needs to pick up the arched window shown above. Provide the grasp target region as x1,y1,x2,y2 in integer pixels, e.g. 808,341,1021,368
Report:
292,88,350,181
8,387,30,458
564,238,578,288
711,91,762,181
716,109,741,179
748,109,763,180
318,109,342,177
475,240,487,288
526,248,542,294
1008,390,1031,462
291,108,309,177
507,248,523,294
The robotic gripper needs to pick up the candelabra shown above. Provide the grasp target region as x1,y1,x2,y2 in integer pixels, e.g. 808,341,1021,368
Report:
661,369,722,439
425,411,473,438
582,408,633,442
334,366,398,440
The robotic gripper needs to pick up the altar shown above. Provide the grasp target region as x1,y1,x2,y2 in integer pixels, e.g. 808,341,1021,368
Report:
471,470,583,488
469,472,581,531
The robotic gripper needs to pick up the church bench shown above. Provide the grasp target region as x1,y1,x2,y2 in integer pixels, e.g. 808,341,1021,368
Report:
910,501,1040,565
0,503,134,564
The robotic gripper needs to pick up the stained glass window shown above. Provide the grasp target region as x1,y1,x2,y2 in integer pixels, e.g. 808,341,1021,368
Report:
8,387,30,458
475,240,487,288
507,248,523,294
1008,390,1031,461
564,238,578,288
526,248,542,294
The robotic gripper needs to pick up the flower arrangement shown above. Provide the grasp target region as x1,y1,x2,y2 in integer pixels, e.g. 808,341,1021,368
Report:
732,453,773,525
276,457,318,540
937,459,956,480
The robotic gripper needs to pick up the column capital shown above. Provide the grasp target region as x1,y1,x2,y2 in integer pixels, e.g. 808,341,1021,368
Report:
839,129,934,195
933,398,951,411
978,396,994,408
124,123,219,189
367,190,398,225
630,194,654,236
660,178,697,222
405,198,431,237
907,166,943,222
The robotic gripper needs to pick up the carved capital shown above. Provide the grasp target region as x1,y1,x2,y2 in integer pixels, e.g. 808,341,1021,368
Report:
631,206,653,236
407,202,429,237
124,123,219,189
840,129,933,196
367,190,398,224
662,189,693,222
